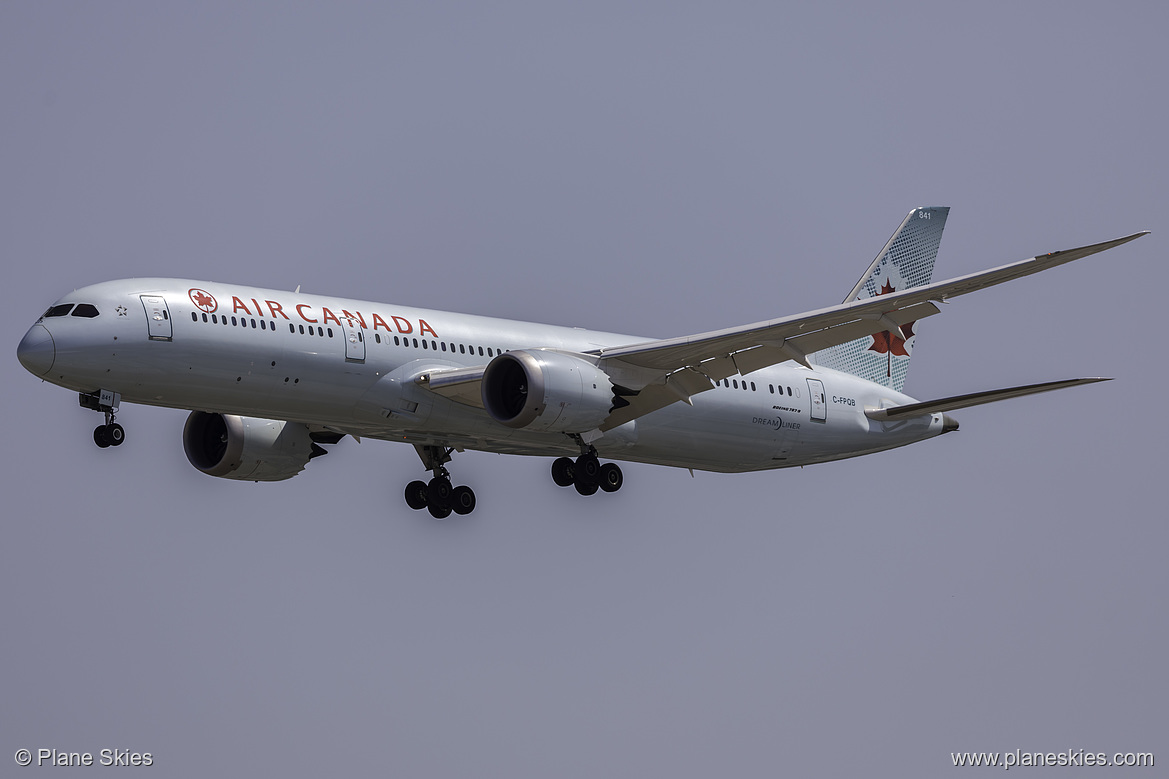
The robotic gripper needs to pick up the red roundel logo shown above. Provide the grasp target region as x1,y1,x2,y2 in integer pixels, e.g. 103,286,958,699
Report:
189,288,218,313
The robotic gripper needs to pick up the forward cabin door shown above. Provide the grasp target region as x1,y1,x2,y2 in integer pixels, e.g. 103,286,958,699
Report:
140,295,172,341
340,319,366,362
807,378,827,422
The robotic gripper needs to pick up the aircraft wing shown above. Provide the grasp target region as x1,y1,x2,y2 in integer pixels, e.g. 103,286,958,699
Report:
420,231,1146,429
591,232,1146,429
417,365,487,408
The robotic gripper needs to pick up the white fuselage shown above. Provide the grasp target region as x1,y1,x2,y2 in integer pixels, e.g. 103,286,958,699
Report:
19,279,947,473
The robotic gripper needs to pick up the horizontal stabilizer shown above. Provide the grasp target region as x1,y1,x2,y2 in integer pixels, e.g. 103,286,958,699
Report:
864,377,1111,421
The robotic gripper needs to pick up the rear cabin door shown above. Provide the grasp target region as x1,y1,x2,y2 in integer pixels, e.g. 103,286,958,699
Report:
140,295,172,341
340,319,366,362
807,378,827,422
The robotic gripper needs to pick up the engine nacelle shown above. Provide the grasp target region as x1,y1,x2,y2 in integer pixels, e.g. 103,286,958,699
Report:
183,412,316,482
482,350,616,433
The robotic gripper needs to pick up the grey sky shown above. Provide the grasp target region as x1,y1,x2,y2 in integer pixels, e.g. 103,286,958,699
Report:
3,2,1165,776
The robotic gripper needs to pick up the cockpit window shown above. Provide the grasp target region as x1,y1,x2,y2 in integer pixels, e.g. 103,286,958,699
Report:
44,303,74,318
71,304,100,318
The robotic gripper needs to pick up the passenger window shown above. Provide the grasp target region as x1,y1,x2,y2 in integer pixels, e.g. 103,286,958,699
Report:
232,316,238,326
440,342,447,352
478,346,484,356
72,304,100,318
202,313,209,323
251,319,257,328
413,338,419,348
394,336,400,346
191,312,198,322
212,314,218,324
45,304,75,318
327,328,333,337
751,382,756,391
459,344,466,354
487,348,494,357
787,386,792,396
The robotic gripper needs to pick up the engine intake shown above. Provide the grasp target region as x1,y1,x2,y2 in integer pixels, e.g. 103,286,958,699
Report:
183,412,318,482
482,350,618,433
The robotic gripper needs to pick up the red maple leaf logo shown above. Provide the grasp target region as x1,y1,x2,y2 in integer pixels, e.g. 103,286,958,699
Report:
189,288,217,313
867,278,914,376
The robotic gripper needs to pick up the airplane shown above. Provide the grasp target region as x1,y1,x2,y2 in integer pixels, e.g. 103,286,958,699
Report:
17,208,1147,518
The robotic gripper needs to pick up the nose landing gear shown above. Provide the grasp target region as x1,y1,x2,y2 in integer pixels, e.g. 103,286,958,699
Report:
93,421,125,448
405,444,477,519
80,390,126,448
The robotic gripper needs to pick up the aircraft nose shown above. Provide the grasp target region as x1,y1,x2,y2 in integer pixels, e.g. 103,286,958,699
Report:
17,323,55,376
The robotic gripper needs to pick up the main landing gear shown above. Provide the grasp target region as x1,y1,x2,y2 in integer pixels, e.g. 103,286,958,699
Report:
405,444,477,519
80,390,125,448
550,449,623,497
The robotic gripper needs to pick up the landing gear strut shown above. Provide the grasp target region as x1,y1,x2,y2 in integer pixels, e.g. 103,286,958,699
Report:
405,444,477,519
80,390,125,448
551,439,623,497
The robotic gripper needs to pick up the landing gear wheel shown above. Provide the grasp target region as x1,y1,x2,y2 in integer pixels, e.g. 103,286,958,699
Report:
411,444,479,516
451,486,476,515
574,481,599,496
576,453,600,483
405,480,429,511
599,462,623,493
427,477,453,510
551,457,575,487
106,423,125,446
93,425,111,448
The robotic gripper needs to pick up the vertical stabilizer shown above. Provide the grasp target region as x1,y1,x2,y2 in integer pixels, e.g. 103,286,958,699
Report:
808,206,948,392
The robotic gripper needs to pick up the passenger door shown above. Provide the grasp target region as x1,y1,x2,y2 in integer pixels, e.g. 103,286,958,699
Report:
340,318,366,362
807,378,826,422
140,295,172,341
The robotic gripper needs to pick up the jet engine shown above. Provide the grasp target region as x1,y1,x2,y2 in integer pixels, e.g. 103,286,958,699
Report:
481,350,620,433
183,412,323,481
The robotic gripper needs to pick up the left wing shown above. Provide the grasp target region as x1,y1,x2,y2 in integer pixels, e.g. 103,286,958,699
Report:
592,231,1146,429
420,232,1147,428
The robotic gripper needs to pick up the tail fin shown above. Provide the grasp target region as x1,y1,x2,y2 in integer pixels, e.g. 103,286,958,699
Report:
808,206,949,392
